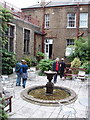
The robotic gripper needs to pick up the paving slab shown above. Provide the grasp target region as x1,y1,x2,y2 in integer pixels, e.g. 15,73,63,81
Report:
3,70,89,119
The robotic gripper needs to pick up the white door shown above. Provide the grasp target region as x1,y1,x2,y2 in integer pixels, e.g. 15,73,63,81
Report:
45,44,49,59
44,39,53,59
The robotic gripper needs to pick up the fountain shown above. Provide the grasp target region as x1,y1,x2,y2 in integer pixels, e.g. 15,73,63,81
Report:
44,70,56,94
21,70,77,106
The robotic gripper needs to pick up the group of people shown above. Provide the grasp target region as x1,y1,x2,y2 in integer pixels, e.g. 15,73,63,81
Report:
52,57,66,83
15,57,65,88
15,60,28,88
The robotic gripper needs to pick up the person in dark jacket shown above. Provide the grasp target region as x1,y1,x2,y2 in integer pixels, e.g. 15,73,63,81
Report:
15,60,24,86
52,58,60,83
22,60,28,88
60,58,66,80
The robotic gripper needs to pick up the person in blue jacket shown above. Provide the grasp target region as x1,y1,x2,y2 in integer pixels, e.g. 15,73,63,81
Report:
22,60,28,88
15,60,24,86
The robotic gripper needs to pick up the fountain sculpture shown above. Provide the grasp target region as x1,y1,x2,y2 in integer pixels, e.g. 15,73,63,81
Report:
21,70,77,106
44,70,56,94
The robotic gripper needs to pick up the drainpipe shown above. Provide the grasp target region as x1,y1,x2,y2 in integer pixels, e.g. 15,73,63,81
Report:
76,2,80,39
42,7,45,53
41,1,51,53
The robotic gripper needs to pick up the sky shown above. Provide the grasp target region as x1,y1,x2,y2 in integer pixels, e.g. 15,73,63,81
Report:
3,0,50,8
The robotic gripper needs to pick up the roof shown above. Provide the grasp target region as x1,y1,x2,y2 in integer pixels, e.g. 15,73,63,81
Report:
21,1,90,10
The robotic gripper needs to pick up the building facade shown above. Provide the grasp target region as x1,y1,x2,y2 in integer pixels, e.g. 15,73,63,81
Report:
22,0,89,60
0,0,89,60
5,17,42,60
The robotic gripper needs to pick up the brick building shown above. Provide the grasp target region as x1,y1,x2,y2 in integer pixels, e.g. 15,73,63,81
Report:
0,0,43,60
0,0,89,60
21,0,89,60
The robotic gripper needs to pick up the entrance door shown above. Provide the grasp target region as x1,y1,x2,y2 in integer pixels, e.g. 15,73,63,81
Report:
44,39,53,59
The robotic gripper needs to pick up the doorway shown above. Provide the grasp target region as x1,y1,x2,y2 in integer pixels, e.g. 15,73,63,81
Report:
44,39,53,59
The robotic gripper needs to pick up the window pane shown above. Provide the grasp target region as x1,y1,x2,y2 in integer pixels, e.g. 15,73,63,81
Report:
67,13,76,28
10,26,14,37
46,45,48,53
44,14,50,28
24,29,30,53
80,13,88,28
66,39,74,46
9,38,13,52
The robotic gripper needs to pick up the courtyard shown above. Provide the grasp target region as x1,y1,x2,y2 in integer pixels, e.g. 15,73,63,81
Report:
2,67,89,119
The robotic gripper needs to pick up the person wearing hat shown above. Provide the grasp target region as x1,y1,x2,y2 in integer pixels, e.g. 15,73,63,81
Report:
15,60,24,86
60,58,66,80
52,57,60,83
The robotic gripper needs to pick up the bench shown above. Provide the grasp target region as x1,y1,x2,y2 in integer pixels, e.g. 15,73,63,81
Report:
0,92,13,112
5,96,13,112
64,67,86,80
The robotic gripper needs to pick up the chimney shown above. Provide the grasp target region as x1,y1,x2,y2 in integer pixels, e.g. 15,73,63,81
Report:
41,0,45,7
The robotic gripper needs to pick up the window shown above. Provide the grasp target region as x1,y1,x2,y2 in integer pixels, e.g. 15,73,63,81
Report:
24,29,30,54
9,25,14,52
5,25,14,52
67,13,76,28
80,13,88,28
44,14,50,28
66,39,74,46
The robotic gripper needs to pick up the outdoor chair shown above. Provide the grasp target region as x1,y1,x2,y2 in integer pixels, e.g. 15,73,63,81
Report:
77,71,86,81
1,75,15,98
28,67,37,80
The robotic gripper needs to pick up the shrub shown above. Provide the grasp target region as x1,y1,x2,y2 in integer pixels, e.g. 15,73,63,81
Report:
36,52,45,62
0,97,8,120
30,57,37,66
37,59,54,75
81,62,90,74
1,48,16,75
71,57,81,68
71,58,81,74
23,57,31,67
23,57,37,67
36,51,45,57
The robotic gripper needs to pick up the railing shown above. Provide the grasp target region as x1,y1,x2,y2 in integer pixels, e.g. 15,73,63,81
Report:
0,0,40,26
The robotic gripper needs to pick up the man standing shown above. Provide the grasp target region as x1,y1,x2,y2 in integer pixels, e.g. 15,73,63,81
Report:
52,58,60,83
22,60,28,88
15,60,24,86
60,58,66,80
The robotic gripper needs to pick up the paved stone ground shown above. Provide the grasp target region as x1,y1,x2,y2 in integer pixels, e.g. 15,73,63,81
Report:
3,68,90,119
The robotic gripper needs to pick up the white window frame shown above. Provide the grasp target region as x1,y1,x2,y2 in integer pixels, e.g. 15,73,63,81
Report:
44,14,50,28
67,13,76,28
66,39,74,46
23,28,31,54
6,23,16,53
79,13,88,28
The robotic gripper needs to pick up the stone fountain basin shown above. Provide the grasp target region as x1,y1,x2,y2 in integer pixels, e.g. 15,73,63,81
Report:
21,85,77,106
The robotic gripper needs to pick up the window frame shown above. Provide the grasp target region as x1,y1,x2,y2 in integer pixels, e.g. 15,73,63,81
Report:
67,13,76,28
5,23,16,53
23,28,31,54
66,39,74,46
79,13,88,28
44,14,50,29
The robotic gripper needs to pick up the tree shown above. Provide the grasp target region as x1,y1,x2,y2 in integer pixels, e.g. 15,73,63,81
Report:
0,7,13,45
0,7,16,75
67,37,88,63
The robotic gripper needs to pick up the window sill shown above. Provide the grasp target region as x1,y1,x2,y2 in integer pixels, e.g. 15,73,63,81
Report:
44,28,50,30
24,52,30,55
67,27,76,29
79,27,88,29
